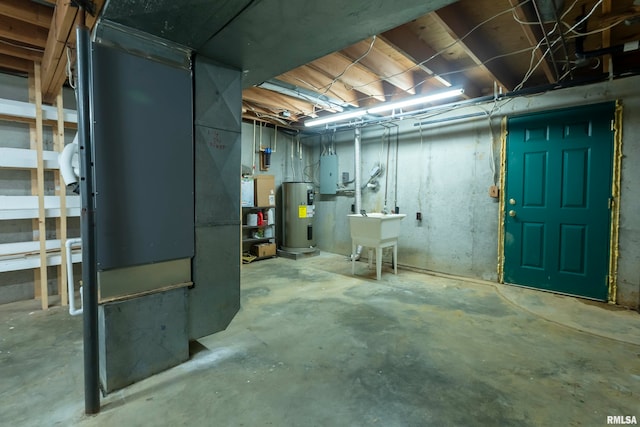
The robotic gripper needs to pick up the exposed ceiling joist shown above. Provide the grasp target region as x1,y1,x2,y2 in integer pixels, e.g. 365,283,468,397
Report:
341,38,416,95
380,26,482,98
0,14,48,48
309,53,386,102
0,52,31,73
509,0,555,83
277,65,361,107
0,0,52,29
41,0,105,103
0,43,43,62
433,6,515,91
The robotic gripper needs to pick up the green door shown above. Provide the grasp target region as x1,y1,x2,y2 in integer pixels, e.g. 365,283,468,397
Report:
504,102,614,300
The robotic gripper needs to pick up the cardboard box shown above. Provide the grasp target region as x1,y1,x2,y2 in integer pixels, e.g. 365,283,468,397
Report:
241,179,254,207
252,242,276,258
254,174,275,207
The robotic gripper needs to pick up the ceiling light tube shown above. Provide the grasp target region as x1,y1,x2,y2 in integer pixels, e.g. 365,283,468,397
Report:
304,109,367,127
366,88,464,114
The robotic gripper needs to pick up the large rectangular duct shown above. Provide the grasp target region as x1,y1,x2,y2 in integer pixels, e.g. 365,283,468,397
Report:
189,56,242,339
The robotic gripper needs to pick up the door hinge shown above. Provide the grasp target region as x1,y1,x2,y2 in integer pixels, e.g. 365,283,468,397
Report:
611,119,614,131
608,197,614,209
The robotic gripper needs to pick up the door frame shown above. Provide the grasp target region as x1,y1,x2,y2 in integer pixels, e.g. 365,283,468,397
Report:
497,101,624,303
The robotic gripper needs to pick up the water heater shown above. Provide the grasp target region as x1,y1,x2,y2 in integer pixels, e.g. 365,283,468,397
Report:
282,182,316,252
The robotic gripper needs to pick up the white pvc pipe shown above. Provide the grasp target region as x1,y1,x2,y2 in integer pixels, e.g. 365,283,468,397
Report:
354,127,362,213
352,127,363,261
65,238,83,316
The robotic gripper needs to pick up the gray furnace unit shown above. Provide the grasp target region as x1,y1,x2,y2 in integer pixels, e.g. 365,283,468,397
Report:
282,182,316,252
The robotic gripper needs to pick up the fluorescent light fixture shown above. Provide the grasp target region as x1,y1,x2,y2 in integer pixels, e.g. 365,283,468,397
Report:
305,110,367,127
303,87,464,127
367,88,464,114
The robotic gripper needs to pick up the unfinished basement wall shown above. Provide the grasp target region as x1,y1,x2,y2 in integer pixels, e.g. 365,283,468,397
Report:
0,73,80,305
310,75,640,309
240,122,314,244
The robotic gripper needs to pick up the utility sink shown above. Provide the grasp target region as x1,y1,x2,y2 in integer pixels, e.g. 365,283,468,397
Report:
348,213,406,280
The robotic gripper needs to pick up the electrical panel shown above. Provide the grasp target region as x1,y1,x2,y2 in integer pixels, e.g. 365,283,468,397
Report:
319,153,338,195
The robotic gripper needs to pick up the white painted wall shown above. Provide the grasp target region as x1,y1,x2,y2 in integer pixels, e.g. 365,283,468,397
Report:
310,76,640,309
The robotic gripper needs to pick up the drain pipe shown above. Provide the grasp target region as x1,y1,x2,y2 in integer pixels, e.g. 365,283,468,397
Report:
352,127,363,260
75,3,100,415
65,238,83,316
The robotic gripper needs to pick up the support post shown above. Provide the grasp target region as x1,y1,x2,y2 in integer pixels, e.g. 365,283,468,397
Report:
75,6,100,415
34,63,48,310
55,90,69,306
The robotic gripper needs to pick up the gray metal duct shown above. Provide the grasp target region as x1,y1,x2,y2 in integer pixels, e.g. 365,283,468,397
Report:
99,0,459,87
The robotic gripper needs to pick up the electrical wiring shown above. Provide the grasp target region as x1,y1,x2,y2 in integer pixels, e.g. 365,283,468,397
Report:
320,35,377,96
348,0,535,93
303,0,622,122
66,46,76,89
563,17,630,37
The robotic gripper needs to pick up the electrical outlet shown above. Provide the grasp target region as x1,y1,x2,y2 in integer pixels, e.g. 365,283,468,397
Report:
489,185,499,198
416,212,422,221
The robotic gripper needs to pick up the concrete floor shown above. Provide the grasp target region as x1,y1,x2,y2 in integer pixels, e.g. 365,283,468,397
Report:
1,252,639,426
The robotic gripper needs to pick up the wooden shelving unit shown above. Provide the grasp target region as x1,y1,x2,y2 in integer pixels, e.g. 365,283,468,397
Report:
0,63,80,309
241,206,276,262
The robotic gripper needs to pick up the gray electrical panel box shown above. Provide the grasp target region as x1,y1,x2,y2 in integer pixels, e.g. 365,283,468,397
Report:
319,154,338,195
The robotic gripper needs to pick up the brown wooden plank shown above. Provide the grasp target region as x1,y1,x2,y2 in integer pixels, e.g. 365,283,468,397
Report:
0,0,53,29
0,53,32,73
0,42,44,62
309,52,386,102
42,0,106,103
278,65,360,107
54,90,68,306
342,39,416,95
28,71,41,300
433,6,515,91
34,62,49,310
381,26,457,86
0,14,48,48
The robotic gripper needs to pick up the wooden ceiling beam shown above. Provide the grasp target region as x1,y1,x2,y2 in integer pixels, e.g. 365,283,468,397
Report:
508,0,555,83
243,87,316,116
41,0,105,103
0,15,48,48
0,0,53,29
0,53,32,73
432,6,516,91
309,52,386,102
0,42,43,62
602,0,612,73
341,38,416,95
278,65,360,107
380,26,482,98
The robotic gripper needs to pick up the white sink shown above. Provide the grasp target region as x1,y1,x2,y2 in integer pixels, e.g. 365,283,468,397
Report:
348,213,406,280
348,213,406,247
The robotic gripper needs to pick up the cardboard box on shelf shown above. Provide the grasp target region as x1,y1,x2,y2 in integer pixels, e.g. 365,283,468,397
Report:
254,174,275,207
252,242,276,258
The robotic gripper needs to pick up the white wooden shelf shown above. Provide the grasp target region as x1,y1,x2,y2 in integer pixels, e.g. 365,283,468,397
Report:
0,97,77,124
0,147,61,169
0,196,80,220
